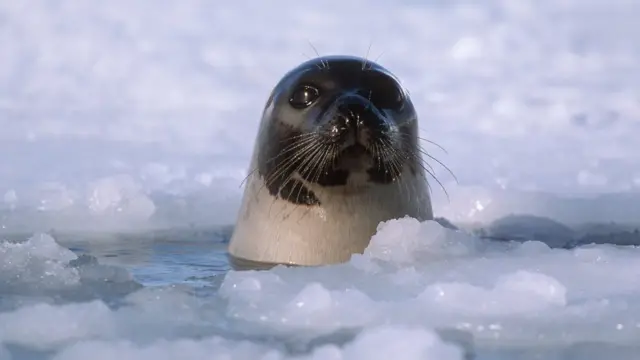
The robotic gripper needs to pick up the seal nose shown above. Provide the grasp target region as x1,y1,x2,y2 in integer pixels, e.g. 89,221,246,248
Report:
334,96,386,147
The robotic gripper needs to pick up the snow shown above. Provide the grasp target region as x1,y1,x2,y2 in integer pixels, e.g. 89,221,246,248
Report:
1,0,640,359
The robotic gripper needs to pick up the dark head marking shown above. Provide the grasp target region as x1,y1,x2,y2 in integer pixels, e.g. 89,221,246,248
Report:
256,55,425,206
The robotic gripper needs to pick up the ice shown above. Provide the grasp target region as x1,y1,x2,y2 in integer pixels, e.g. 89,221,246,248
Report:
418,270,568,315
1,234,82,291
364,218,481,263
3,219,640,358
0,233,471,358
3,218,640,358
51,325,463,360
86,175,155,219
1,0,640,359
0,301,116,350
0,233,141,311
217,218,640,347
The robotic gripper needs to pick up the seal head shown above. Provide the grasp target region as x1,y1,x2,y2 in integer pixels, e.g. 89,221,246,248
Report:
258,56,421,201
229,55,433,269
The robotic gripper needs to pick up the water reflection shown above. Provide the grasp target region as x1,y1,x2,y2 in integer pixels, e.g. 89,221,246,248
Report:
50,226,233,288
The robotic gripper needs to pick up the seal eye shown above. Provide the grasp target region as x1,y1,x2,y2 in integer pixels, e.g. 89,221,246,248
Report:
290,85,320,109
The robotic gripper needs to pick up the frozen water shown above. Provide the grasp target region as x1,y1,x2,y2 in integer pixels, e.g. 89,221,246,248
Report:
3,221,640,359
1,0,640,359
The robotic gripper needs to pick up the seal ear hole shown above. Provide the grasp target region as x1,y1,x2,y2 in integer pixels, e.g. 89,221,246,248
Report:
289,84,321,109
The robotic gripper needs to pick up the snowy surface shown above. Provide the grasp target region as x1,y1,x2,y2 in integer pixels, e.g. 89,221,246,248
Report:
1,0,640,359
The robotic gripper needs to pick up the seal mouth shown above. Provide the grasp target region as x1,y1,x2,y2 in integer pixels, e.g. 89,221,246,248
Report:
333,143,373,172
336,142,369,162
342,143,369,156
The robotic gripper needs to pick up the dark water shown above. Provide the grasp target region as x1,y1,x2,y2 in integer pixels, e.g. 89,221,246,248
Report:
56,226,234,288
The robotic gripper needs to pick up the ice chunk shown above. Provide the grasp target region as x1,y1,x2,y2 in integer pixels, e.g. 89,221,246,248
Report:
0,301,116,350
220,272,378,334
335,325,464,360
52,337,272,360
364,218,481,264
0,233,80,290
419,270,567,315
0,233,141,311
86,175,155,221
51,325,463,360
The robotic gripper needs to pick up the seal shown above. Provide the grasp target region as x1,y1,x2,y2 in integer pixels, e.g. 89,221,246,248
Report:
228,55,434,269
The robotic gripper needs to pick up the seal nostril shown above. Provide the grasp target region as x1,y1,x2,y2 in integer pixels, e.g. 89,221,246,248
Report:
336,100,387,138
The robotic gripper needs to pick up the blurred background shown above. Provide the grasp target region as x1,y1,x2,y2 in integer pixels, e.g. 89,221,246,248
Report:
1,0,638,232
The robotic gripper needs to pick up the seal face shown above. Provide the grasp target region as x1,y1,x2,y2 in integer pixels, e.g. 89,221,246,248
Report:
228,55,434,269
